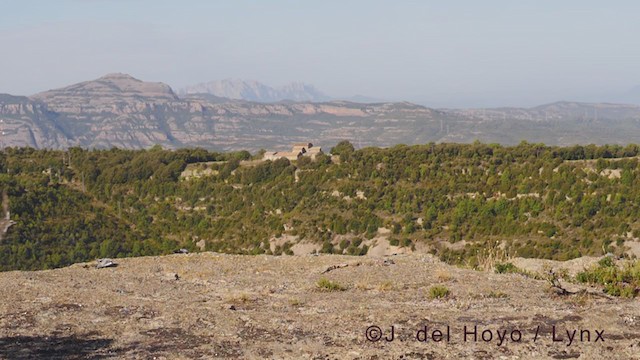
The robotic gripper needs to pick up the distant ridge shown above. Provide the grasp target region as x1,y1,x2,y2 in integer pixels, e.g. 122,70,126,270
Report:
32,73,179,110
3,74,640,150
179,79,330,102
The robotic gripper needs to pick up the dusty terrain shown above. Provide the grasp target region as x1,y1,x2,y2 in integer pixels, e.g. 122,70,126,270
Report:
0,253,638,359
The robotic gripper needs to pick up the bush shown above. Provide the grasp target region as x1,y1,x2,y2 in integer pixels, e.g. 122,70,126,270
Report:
401,238,413,247
598,256,615,268
320,241,335,254
330,140,355,156
576,260,639,298
316,277,348,292
429,285,450,299
495,262,518,274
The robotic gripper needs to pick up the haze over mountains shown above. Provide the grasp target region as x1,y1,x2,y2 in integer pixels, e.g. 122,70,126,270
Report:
611,85,640,106
179,79,331,103
2,73,640,151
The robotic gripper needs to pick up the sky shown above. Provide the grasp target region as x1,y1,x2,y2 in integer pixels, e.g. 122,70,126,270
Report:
1,1,640,107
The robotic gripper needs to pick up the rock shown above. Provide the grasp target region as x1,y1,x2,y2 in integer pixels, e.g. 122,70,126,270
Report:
162,273,180,281
96,258,117,269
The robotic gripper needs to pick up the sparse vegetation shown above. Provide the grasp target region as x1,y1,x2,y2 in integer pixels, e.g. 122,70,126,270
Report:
435,269,453,282
429,285,450,299
227,292,253,304
486,291,509,299
316,277,348,292
377,281,394,291
494,262,519,274
288,298,303,307
576,260,639,298
354,282,371,291
493,262,542,279
1,250,639,358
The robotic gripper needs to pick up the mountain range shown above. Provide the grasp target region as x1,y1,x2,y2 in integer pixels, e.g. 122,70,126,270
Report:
179,79,331,103
2,73,640,151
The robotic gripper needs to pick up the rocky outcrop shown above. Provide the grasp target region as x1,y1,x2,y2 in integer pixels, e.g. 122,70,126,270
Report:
0,94,69,148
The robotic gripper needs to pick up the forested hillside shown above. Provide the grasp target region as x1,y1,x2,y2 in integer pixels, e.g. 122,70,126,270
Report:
1,141,640,271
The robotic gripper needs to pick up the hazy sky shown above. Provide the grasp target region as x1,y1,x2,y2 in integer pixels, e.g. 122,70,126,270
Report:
1,1,640,107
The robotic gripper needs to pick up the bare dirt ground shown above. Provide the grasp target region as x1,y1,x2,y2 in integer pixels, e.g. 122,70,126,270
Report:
0,253,638,359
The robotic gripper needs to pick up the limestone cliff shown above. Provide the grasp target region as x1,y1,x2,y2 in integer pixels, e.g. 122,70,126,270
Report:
3,74,640,150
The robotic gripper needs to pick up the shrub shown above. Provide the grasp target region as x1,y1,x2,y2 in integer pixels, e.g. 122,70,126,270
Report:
316,277,348,292
598,256,615,268
576,260,639,298
320,241,334,254
429,285,450,299
495,262,518,274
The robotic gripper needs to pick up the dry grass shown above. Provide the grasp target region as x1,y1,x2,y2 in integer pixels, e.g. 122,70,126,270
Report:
475,241,512,272
226,292,253,304
288,297,304,307
377,281,394,291
435,268,453,282
354,282,372,291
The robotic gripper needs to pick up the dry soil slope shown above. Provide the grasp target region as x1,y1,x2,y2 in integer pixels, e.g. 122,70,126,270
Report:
0,253,638,359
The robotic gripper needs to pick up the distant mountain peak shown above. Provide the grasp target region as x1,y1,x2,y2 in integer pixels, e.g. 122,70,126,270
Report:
179,79,330,103
99,73,139,81
31,73,179,107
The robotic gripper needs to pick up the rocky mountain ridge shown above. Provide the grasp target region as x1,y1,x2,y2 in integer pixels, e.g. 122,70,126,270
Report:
2,74,640,150
179,78,330,102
